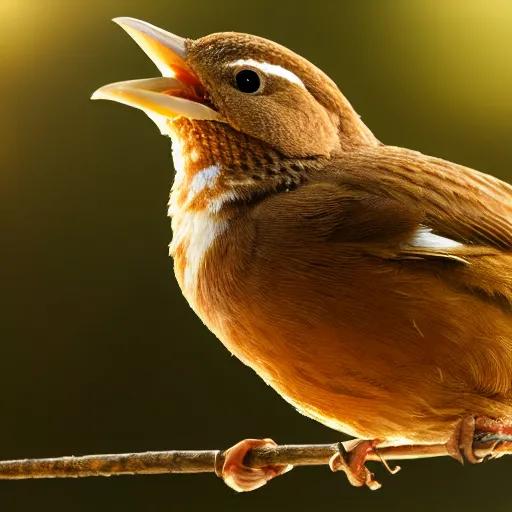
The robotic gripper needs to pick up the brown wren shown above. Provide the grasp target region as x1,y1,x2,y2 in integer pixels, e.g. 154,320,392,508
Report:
92,17,512,491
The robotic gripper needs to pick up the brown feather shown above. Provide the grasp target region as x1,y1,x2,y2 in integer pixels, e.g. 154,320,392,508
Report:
94,20,512,447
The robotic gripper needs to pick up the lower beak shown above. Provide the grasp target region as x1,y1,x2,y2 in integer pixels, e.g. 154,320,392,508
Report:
91,17,224,123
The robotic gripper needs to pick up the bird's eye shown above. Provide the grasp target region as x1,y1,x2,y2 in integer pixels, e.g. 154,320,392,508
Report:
235,69,262,94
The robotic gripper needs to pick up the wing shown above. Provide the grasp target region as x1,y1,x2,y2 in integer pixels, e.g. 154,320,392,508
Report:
332,146,512,309
253,146,512,308
332,146,512,250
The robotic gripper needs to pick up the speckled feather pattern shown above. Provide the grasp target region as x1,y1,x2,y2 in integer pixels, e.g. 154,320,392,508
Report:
168,118,313,298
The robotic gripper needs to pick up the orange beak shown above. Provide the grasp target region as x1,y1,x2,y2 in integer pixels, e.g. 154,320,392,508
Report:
91,17,224,125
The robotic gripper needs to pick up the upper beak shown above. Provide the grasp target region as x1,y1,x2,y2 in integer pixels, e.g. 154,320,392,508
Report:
91,17,224,124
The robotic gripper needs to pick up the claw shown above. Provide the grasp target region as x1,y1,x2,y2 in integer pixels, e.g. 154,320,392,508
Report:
215,438,292,492
446,416,512,464
329,440,383,490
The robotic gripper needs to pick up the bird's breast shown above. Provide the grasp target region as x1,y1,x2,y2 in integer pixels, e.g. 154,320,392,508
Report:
170,209,228,298
166,120,241,300
165,117,305,302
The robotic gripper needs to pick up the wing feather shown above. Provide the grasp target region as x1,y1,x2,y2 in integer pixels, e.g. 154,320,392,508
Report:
330,146,512,250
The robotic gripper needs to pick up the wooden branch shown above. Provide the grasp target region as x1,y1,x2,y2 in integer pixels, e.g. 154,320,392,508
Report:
0,439,510,480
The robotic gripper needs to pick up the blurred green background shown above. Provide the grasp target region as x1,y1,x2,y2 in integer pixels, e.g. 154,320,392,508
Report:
2,0,512,510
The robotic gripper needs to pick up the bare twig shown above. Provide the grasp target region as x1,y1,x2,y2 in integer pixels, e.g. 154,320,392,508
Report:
0,439,510,480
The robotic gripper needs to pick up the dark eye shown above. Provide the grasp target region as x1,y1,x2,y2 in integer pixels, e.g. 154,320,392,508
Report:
235,69,262,93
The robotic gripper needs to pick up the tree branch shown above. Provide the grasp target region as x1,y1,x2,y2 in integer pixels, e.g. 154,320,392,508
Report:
0,439,510,480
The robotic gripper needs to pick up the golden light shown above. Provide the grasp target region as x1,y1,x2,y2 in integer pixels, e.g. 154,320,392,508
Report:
383,0,512,121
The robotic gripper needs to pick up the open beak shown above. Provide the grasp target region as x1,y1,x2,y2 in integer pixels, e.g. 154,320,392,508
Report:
91,17,224,124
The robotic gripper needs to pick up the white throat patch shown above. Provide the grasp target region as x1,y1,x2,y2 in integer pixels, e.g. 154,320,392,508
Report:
168,162,230,296
188,165,221,201
171,210,227,293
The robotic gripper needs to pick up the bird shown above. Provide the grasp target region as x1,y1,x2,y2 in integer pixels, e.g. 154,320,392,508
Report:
92,17,512,492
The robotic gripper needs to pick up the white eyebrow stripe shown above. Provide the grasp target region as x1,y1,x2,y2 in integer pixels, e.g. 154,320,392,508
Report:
228,59,305,88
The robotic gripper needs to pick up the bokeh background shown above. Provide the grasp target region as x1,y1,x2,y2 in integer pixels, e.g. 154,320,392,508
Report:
2,0,512,510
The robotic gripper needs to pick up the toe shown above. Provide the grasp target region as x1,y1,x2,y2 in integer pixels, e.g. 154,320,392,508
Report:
218,438,292,492
459,417,482,464
445,416,510,464
329,440,382,490
447,417,482,464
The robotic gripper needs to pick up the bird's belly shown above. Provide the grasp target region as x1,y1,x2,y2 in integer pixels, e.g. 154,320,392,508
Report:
195,300,447,443
192,247,512,444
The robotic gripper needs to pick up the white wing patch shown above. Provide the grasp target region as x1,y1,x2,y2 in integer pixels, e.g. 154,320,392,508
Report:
229,59,305,88
410,227,463,249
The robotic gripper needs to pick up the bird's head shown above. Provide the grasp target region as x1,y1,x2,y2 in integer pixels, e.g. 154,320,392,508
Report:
92,18,377,212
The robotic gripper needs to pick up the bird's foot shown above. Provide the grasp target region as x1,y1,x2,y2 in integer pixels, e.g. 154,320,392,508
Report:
446,416,512,464
329,439,399,490
215,438,293,492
